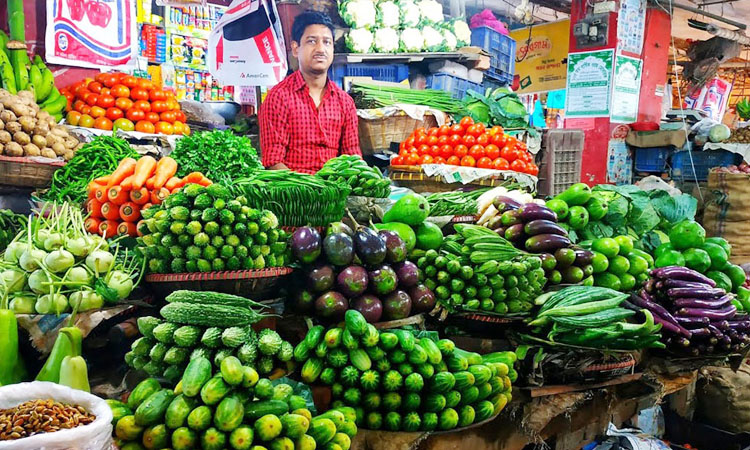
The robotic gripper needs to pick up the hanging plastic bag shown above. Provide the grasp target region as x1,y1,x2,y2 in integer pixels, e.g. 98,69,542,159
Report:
0,382,112,450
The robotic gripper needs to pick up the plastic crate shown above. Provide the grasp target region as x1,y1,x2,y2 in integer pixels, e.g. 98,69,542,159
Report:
470,26,516,84
671,149,741,182
330,63,409,88
537,130,585,196
633,146,673,173
425,73,482,100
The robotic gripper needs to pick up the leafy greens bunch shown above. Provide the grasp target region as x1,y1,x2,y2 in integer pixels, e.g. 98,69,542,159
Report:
170,130,262,183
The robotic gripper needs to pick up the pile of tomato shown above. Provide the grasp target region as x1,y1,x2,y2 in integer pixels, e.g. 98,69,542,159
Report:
391,116,539,176
61,72,191,136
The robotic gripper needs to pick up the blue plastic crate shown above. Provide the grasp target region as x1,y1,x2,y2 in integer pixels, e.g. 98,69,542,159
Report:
425,73,482,100
330,63,409,88
634,146,673,173
671,150,741,181
470,26,516,84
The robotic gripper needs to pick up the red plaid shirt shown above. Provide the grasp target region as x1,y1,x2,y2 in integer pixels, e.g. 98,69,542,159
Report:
259,71,361,174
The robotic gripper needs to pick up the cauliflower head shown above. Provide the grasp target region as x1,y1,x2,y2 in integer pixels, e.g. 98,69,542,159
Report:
399,0,421,27
422,25,445,52
373,27,400,53
376,0,401,28
441,28,457,51
340,0,376,29
399,27,424,52
453,20,471,47
346,28,374,53
417,0,443,24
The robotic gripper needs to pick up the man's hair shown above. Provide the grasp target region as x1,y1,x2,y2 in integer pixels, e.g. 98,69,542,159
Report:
291,11,334,44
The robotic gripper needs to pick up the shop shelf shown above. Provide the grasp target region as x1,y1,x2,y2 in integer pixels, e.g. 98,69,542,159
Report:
329,62,409,88
470,26,516,85
425,73,482,100
537,129,584,196
670,149,741,182
633,146,673,173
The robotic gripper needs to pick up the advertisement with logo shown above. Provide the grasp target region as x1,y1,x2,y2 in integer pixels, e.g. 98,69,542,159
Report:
207,0,288,87
46,0,137,68
509,19,570,94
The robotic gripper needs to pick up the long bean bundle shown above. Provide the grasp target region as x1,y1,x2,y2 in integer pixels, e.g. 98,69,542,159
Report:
42,136,139,205
427,188,490,216
350,82,466,114
232,170,351,226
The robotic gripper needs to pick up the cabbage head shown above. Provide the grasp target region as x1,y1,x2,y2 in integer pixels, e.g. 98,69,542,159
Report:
709,124,731,143
441,28,457,51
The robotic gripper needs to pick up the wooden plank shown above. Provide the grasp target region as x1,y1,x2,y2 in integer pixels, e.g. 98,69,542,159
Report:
523,373,644,398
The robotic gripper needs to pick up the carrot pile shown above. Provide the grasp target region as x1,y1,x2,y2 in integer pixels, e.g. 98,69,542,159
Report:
85,155,211,237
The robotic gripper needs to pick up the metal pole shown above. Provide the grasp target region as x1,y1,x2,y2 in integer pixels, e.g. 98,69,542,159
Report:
667,1,747,30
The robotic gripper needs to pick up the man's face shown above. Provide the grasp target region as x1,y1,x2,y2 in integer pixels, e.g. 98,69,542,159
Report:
292,24,334,76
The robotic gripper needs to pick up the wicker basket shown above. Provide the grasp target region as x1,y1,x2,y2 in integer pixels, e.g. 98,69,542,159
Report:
358,113,437,155
0,156,65,188
145,268,293,300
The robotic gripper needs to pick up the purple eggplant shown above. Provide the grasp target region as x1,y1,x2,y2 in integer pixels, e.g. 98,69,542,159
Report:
350,294,383,323
292,289,316,313
337,265,369,297
500,210,522,227
720,335,733,350
689,327,712,338
667,287,726,299
668,337,691,348
379,230,407,264
408,284,436,313
315,291,348,320
574,249,595,266
494,227,507,237
517,203,557,222
713,319,731,331
292,226,322,264
307,264,335,293
492,196,522,212
727,320,750,331
354,226,387,266
323,232,355,266
675,316,710,326
650,266,717,287
368,265,398,295
672,295,732,309
677,304,737,320
629,293,691,337
394,261,419,287
662,279,715,290
487,216,503,230
707,324,724,338
525,234,571,253
382,289,412,320
523,220,568,237
504,224,526,243
643,279,656,294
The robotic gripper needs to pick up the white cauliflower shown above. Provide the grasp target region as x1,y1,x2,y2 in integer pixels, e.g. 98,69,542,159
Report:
453,20,471,47
417,0,443,24
441,28,457,51
340,0,376,29
346,28,374,53
422,25,445,51
399,0,421,27
399,28,424,52
376,0,400,28
373,27,400,53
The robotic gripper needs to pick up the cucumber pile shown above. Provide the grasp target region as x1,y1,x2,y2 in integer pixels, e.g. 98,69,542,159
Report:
581,235,654,292
316,155,391,198
421,224,546,315
110,357,358,450
137,183,290,274
294,310,513,432
126,291,295,381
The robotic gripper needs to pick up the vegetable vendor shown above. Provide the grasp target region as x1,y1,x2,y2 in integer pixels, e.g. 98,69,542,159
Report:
259,12,361,174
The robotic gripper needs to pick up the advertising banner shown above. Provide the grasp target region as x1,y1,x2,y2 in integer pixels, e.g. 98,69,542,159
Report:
509,19,570,94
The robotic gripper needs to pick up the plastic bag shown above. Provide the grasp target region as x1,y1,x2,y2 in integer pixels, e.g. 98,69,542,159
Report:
0,382,113,450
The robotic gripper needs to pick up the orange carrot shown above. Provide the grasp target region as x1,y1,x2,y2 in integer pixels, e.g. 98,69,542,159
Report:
164,176,181,192
183,172,204,185
84,217,102,235
132,155,157,189
120,175,134,191
119,202,141,222
153,157,178,189
150,188,169,205
94,185,109,202
100,202,121,220
117,221,138,237
106,158,137,189
107,186,129,205
129,187,149,205
197,174,212,187
145,176,156,190
136,220,149,237
86,198,103,218
99,220,118,238
93,175,111,185
141,202,153,211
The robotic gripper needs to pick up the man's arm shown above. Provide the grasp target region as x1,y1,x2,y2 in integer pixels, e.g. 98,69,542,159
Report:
269,163,290,170
339,95,362,156
259,91,290,168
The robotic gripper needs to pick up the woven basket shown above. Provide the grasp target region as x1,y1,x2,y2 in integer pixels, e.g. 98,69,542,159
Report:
358,113,438,155
145,268,293,300
389,166,509,193
0,156,65,188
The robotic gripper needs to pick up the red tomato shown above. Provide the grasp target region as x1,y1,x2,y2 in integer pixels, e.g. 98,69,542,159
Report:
145,112,160,123
474,123,486,135
96,94,115,108
111,84,130,98
121,75,138,88
100,73,120,87
429,145,440,157
437,135,449,146
438,125,451,136
113,118,135,132
427,135,438,146
73,100,87,112
448,134,462,146
84,93,99,106
149,90,168,102
126,108,146,122
489,125,504,136
89,106,105,118
526,163,539,176
493,158,510,171
417,144,430,156
94,116,113,130
439,144,453,159
485,144,500,160
404,136,415,148
137,78,154,90
87,81,103,93
105,107,124,121
398,147,409,157
115,97,134,111
427,127,439,136
465,124,480,137
155,121,174,135
469,145,485,159
416,133,429,146
460,155,476,167
130,88,149,101
80,105,91,115
392,156,405,165
406,153,420,165
476,157,493,169
434,156,447,164
462,135,476,147
420,155,434,164
446,155,461,166
133,100,151,112
491,133,508,147
510,159,528,173
414,127,426,136
160,111,177,123
450,124,464,135
135,120,156,133
476,133,490,146
501,145,519,162
459,116,474,127
454,144,468,158
521,151,533,163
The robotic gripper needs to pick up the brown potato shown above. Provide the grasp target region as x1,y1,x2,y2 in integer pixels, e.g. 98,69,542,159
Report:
0,130,10,144
63,137,78,149
40,147,56,159
51,142,65,155
0,110,16,123
5,122,21,134
4,141,23,157
63,150,75,161
45,134,63,146
23,143,41,157
31,134,47,148
18,116,35,133
13,131,30,146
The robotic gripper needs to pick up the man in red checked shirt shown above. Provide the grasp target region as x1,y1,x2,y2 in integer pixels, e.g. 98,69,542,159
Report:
259,11,362,174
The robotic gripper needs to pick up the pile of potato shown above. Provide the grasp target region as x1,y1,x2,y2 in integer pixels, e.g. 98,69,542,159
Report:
727,126,750,144
0,89,80,160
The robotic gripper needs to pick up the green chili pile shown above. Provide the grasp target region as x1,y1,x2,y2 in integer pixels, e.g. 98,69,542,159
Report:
169,130,262,183
42,136,139,205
